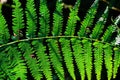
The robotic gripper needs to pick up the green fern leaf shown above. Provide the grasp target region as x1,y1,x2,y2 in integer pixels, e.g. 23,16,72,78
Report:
47,39,64,80
0,46,27,80
32,41,53,80
26,0,37,38
113,48,120,78
103,44,113,80
93,41,103,80
91,7,109,39
39,0,50,37
82,39,92,80
6,46,27,80
52,0,63,36
59,38,76,80
19,42,42,80
0,49,15,80
0,12,10,44
0,66,4,80
0,52,15,80
65,0,80,36
12,0,24,40
71,38,85,80
78,0,99,37
101,25,116,42
102,15,120,42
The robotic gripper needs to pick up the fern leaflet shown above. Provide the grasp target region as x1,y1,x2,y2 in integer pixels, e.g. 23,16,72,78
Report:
113,48,120,78
52,0,63,36
26,0,37,38
32,41,53,80
82,39,92,80
91,6,109,39
103,44,113,80
102,15,120,42
64,0,80,36
12,0,24,40
59,38,76,80
71,38,85,80
78,0,99,37
93,41,103,80
47,39,64,80
39,0,50,37
0,11,10,44
19,42,42,80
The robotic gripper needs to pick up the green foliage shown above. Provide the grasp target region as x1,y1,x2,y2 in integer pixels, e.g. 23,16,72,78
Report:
52,0,63,36
91,6,109,39
103,44,113,80
71,38,85,80
19,42,42,80
47,39,64,80
82,39,92,80
26,0,37,38
78,0,99,37
60,38,75,80
32,41,52,80
113,48,120,78
0,0,120,80
93,41,103,80
0,11,10,44
64,0,80,36
12,0,24,40
0,46,27,80
39,0,50,37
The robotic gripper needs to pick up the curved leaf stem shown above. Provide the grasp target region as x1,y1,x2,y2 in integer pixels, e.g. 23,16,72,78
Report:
0,36,114,48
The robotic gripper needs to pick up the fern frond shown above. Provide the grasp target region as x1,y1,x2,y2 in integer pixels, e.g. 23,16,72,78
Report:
102,15,120,42
113,48,120,78
18,42,42,80
6,46,27,80
52,0,63,36
93,41,103,80
0,12,10,44
64,0,80,36
59,38,76,80
103,44,113,80
32,41,52,80
82,39,92,80
0,46,27,80
26,0,37,38
78,0,99,37
0,66,4,80
47,39,64,80
91,7,109,39
12,0,24,40
39,0,50,37
0,50,15,80
71,38,85,80
101,25,116,42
